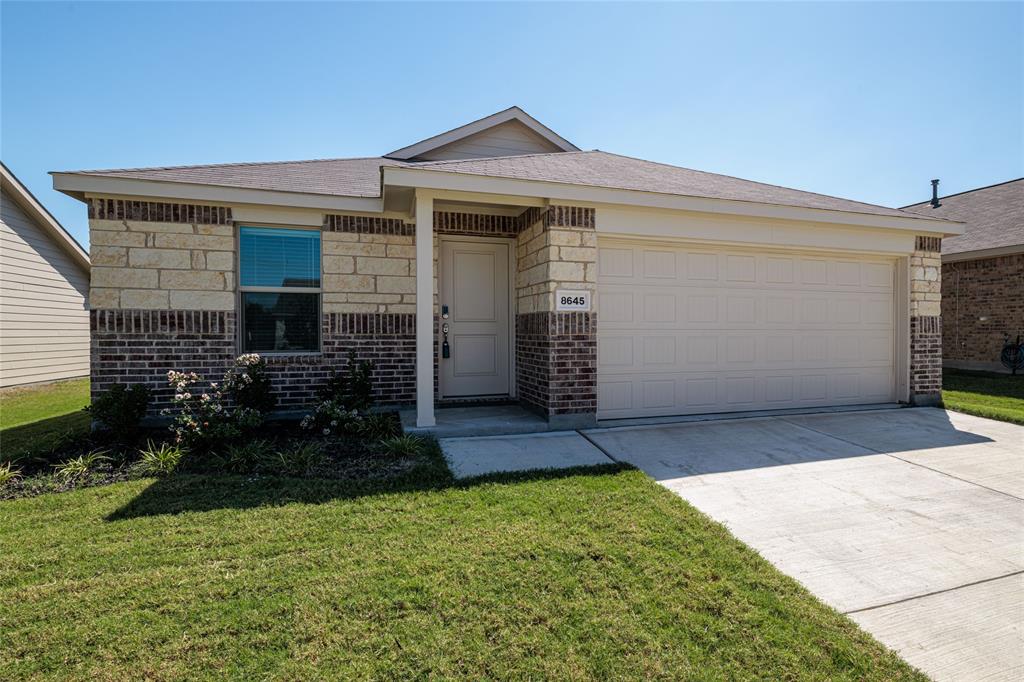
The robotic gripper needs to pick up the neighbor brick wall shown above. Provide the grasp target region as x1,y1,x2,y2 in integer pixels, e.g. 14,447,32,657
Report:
909,236,943,404
91,309,415,413
941,253,1024,371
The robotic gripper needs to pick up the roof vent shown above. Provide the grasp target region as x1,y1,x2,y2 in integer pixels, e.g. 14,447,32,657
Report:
930,179,941,208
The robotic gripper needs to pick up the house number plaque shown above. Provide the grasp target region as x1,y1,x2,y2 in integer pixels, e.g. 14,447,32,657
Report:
555,290,591,311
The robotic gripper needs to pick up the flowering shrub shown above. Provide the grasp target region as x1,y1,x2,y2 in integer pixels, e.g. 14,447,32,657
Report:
317,351,374,411
88,383,151,442
223,353,276,414
161,370,261,451
300,399,364,437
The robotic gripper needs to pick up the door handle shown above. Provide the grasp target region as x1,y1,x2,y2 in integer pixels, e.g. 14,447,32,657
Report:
442,323,451,359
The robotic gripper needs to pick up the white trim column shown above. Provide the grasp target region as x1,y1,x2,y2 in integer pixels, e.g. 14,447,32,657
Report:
415,191,435,427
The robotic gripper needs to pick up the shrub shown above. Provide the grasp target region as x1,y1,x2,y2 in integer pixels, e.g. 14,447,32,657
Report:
53,449,110,482
161,371,262,452
223,354,276,414
220,439,275,474
263,441,323,477
88,384,151,441
318,351,374,411
137,441,184,477
358,412,401,440
0,462,23,487
376,434,425,458
300,400,364,437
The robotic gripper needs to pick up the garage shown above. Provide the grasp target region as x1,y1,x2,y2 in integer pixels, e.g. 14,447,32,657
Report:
597,239,897,420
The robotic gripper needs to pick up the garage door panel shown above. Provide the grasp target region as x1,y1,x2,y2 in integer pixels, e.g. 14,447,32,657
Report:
598,241,895,419
598,332,893,374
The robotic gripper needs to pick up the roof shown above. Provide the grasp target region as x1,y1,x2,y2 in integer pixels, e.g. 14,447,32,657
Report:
409,151,925,220
1,161,90,271
56,150,945,222
902,178,1024,256
65,156,411,198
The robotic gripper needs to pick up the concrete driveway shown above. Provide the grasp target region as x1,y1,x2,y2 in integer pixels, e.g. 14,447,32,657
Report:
584,407,1024,682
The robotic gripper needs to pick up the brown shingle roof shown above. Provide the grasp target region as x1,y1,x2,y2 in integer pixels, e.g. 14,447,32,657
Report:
63,150,944,221
411,151,925,219
902,178,1024,255
66,157,411,197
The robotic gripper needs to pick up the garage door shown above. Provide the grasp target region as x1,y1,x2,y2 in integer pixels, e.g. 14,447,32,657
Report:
597,240,896,419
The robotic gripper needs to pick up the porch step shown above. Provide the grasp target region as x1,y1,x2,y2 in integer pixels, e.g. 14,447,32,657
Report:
400,405,550,438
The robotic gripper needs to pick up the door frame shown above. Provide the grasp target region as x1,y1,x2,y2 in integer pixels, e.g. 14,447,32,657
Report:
437,234,517,400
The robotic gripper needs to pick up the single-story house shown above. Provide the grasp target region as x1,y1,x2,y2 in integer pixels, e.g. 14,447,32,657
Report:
52,107,961,427
903,178,1023,373
1,162,90,388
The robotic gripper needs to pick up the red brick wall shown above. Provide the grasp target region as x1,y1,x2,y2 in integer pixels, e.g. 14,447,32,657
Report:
516,312,596,421
91,309,416,413
942,253,1024,371
910,315,942,403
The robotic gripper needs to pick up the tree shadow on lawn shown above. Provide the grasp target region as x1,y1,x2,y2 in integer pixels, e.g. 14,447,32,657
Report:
0,411,91,464
105,454,630,522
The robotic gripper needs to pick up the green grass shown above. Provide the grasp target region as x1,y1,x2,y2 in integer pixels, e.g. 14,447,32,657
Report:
0,378,91,462
0,460,923,680
942,369,1024,425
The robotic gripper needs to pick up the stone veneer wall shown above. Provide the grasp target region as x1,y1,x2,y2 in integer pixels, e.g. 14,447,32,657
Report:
514,206,598,425
909,236,943,405
941,253,1024,372
87,198,236,311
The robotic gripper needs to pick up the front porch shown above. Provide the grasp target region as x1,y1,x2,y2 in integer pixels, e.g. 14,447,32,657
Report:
403,189,599,430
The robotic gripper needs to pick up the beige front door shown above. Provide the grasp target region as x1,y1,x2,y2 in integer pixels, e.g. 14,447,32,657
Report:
439,239,511,398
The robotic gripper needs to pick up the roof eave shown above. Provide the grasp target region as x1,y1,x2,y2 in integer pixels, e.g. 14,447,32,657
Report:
942,244,1024,262
383,166,965,235
2,162,90,271
51,172,384,214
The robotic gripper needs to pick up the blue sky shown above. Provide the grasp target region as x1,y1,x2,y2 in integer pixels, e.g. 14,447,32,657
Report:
2,1,1021,248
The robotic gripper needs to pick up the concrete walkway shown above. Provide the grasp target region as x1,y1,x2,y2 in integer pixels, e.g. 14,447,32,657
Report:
584,408,1024,682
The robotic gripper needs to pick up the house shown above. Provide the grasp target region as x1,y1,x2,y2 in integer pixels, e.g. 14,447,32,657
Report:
51,107,961,427
1,162,90,388
903,178,1024,373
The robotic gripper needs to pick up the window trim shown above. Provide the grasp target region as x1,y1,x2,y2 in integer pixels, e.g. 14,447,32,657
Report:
236,223,323,356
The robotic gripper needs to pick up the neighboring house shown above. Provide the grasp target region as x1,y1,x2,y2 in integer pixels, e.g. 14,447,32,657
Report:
1,162,90,388
903,178,1024,373
51,106,961,427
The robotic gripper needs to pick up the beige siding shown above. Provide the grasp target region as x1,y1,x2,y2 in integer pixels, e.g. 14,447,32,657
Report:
1,186,89,387
415,120,563,161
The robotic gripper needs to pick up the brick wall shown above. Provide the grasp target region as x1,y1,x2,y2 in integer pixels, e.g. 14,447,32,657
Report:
942,253,1024,371
91,309,415,414
909,236,943,404
514,206,598,426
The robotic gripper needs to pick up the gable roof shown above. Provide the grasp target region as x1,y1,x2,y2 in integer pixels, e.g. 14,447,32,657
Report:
384,106,578,160
1,161,89,271
52,107,957,229
902,178,1024,257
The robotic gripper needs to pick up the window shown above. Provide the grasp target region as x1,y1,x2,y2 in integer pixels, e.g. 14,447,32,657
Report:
238,226,320,353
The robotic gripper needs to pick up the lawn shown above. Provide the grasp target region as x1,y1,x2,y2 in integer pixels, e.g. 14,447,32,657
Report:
0,377,91,463
942,369,1024,425
1,462,923,681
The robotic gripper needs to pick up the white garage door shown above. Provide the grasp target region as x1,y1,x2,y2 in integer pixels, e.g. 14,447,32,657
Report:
597,240,896,420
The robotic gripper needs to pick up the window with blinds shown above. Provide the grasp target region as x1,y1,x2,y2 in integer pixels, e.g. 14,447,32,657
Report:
238,226,321,353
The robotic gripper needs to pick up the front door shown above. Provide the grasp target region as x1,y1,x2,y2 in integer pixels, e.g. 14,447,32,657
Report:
440,239,511,398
